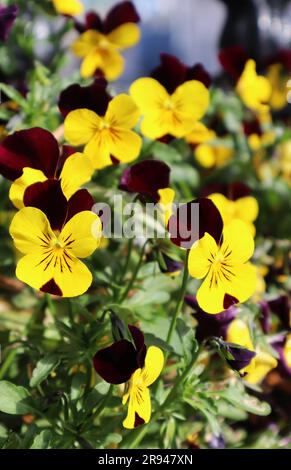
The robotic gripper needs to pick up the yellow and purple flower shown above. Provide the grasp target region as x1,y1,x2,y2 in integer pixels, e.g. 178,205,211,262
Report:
93,325,164,429
130,54,210,140
9,180,101,297
72,1,140,80
62,80,142,169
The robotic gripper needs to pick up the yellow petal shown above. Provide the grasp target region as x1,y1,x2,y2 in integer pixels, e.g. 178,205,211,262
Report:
53,0,84,15
130,77,169,115
188,233,218,279
186,122,216,144
15,252,55,291
158,187,175,225
244,349,278,384
60,211,102,258
140,113,171,140
234,196,259,224
100,48,124,81
108,129,142,164
106,94,140,129
84,134,112,169
223,262,257,306
54,257,93,297
195,144,215,168
226,319,254,351
236,59,272,113
107,23,141,49
142,346,164,387
222,219,254,263
196,272,226,314
9,168,47,210
171,80,209,126
71,30,102,57
80,50,103,79
123,386,151,429
283,334,291,368
9,207,54,255
64,109,101,146
60,152,94,200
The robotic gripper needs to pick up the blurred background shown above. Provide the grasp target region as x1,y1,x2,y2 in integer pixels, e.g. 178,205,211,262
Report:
78,0,291,88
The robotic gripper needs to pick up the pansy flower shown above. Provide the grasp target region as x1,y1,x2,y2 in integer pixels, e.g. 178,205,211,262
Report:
0,4,18,42
188,219,257,314
219,46,271,113
52,0,84,16
0,127,94,209
9,180,102,297
62,80,142,169
93,324,164,429
130,55,210,140
226,319,277,384
72,1,140,79
265,49,291,110
207,190,259,236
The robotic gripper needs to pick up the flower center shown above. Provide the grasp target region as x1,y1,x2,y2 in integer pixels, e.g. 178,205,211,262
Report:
163,98,174,111
100,119,110,131
98,37,110,50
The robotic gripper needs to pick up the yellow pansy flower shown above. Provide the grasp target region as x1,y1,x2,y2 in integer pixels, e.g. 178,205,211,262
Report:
64,94,142,169
72,25,140,80
226,319,277,383
188,219,256,314
52,0,84,16
122,346,164,429
130,78,209,139
236,59,272,113
208,193,259,236
267,64,288,111
194,141,233,168
10,207,102,297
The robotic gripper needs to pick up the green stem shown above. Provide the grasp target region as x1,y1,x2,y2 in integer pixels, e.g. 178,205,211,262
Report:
166,251,189,345
119,240,149,303
119,238,133,284
0,348,18,380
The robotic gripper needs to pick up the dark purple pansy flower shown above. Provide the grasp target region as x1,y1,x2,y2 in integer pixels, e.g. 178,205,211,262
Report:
219,45,248,81
151,53,212,94
93,325,146,384
223,342,256,373
75,1,140,34
24,180,94,232
159,252,183,275
168,198,223,249
268,295,290,331
58,78,112,118
200,181,252,200
185,295,237,341
0,4,18,42
272,335,291,377
119,160,171,202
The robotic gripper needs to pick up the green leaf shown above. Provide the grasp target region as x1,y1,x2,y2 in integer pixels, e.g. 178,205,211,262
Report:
30,354,60,388
220,387,271,416
0,83,28,108
30,430,52,449
0,381,32,415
